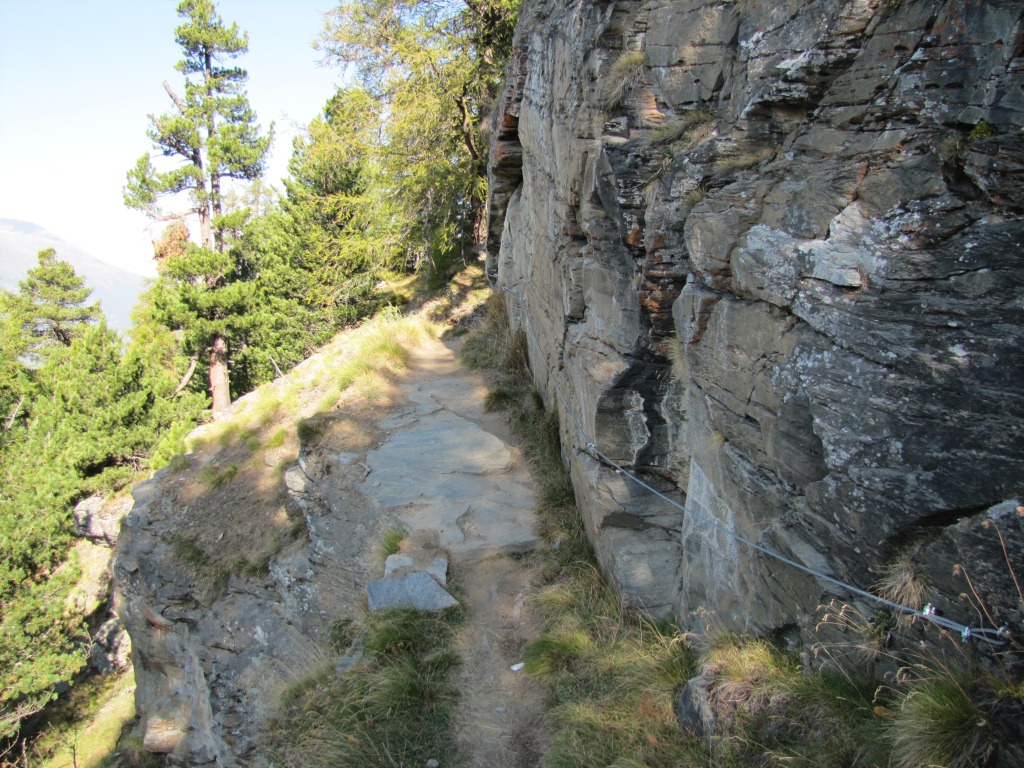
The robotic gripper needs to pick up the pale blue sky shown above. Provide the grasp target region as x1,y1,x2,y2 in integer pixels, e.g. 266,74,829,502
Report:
0,0,342,276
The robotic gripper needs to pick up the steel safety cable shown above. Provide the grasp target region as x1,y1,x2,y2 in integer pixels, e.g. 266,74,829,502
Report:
499,285,1009,645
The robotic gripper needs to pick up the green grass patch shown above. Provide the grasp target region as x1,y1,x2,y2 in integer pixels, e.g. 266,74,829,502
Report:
524,563,703,766
890,671,996,768
199,462,237,490
263,427,288,449
165,454,191,474
268,605,464,768
379,528,404,562
694,633,888,767
314,309,435,412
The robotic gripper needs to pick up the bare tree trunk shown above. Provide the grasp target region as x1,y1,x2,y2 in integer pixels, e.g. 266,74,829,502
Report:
172,354,199,396
199,207,213,251
209,336,231,418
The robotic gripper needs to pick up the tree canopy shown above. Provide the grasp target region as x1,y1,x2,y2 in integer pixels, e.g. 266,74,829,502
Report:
316,0,519,281
0,253,204,740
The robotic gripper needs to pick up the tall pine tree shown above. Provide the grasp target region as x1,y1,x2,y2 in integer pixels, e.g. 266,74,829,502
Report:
124,0,272,416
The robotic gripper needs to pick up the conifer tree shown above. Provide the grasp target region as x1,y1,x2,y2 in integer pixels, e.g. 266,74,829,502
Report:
0,263,204,740
125,0,272,416
283,87,400,316
8,248,100,359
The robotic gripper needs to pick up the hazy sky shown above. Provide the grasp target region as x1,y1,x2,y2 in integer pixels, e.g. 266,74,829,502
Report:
0,0,342,277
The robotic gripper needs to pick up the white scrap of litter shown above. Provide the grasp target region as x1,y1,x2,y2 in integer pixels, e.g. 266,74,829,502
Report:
511,662,525,672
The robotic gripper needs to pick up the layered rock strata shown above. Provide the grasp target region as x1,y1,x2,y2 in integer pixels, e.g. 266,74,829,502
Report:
488,0,1024,632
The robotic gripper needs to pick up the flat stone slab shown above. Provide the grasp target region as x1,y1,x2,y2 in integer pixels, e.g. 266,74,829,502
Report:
362,410,537,563
366,572,459,612
385,553,449,585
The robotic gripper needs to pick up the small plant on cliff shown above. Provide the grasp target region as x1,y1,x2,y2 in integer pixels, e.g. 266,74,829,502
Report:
939,120,996,168
684,183,709,209
598,50,646,111
199,462,238,490
648,108,715,145
166,454,192,474
968,119,994,141
713,146,773,174
876,547,930,612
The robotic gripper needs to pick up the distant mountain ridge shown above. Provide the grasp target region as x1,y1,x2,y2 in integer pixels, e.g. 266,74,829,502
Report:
0,218,147,332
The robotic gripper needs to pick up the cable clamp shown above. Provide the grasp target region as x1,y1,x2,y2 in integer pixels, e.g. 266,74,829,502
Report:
921,603,937,617
997,625,1012,640
961,626,972,644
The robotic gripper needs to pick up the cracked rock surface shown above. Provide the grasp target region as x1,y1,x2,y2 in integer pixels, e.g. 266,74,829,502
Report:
488,0,1024,630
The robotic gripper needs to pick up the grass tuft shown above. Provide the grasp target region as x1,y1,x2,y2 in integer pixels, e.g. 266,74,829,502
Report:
199,462,237,490
269,603,464,768
263,427,288,449
598,50,646,111
166,454,191,474
648,108,714,145
379,528,404,562
524,631,593,679
713,146,772,174
876,548,929,611
683,183,708,209
890,672,993,768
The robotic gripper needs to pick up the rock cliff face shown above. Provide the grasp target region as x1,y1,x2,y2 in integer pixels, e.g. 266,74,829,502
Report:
488,0,1024,632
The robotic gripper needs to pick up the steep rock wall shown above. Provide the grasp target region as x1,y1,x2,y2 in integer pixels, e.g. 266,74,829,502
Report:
488,0,1024,632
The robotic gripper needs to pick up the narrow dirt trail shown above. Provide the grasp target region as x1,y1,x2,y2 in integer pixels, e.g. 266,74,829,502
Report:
358,335,547,767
